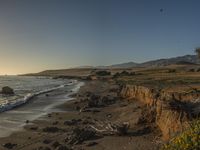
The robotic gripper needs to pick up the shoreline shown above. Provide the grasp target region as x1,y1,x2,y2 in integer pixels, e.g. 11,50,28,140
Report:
0,80,162,150
0,80,84,139
0,76,78,113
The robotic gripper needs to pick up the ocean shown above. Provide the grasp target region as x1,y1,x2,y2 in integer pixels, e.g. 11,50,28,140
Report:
0,76,83,137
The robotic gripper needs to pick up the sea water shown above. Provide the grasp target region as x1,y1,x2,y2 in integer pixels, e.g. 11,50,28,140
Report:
0,76,83,137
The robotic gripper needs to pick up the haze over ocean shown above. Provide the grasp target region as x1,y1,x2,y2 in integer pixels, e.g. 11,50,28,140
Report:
0,0,200,74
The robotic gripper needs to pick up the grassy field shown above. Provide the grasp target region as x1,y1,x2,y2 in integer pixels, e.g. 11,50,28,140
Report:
114,65,200,93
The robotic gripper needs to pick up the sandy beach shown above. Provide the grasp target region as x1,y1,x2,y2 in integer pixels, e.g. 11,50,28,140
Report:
0,79,162,150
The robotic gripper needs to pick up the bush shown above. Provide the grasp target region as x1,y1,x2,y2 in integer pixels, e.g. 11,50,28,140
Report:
96,71,111,76
120,71,130,76
113,71,136,78
162,120,200,150
113,72,120,78
168,69,176,73
189,69,195,72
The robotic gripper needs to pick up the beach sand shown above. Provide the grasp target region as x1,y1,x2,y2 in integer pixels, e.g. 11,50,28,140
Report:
0,80,161,150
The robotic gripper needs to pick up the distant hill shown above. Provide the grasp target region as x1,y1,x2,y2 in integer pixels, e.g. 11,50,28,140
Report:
73,55,198,69
104,55,198,68
22,54,199,76
139,55,198,67
109,62,138,68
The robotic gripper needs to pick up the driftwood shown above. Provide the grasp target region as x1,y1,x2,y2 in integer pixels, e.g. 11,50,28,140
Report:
89,121,129,136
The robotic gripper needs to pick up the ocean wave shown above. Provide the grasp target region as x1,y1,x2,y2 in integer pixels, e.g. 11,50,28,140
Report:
0,80,77,113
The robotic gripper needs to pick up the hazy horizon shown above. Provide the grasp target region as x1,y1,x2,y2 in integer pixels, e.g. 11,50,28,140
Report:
0,0,200,75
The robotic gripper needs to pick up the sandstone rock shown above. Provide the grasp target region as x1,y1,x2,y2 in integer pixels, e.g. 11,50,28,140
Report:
120,85,157,107
120,85,199,140
156,104,189,140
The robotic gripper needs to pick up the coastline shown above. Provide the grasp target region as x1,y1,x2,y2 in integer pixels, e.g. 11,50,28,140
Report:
0,76,78,113
0,79,161,150
0,80,84,139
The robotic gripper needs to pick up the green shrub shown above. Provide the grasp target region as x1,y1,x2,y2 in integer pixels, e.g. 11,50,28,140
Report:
113,71,136,78
162,120,200,150
113,72,120,78
188,69,195,72
96,71,111,76
168,69,176,73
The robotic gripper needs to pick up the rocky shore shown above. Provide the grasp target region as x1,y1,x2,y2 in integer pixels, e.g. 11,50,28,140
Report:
0,66,200,150
121,85,200,140
0,80,162,150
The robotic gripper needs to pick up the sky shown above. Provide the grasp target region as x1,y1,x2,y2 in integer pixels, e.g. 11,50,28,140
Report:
0,0,200,74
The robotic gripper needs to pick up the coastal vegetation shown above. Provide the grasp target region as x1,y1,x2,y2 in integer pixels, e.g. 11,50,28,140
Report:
0,54,200,150
95,70,111,76
162,119,200,150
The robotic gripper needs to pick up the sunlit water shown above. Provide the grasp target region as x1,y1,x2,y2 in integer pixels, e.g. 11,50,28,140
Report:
0,76,83,137
0,76,73,112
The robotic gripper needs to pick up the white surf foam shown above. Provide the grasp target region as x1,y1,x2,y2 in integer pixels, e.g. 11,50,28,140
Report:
0,80,78,113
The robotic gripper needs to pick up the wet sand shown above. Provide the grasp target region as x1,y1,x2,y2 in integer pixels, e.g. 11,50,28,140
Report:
0,81,83,137
0,80,162,150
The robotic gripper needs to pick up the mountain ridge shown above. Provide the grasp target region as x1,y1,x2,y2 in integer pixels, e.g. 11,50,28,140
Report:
24,54,199,76
99,54,199,68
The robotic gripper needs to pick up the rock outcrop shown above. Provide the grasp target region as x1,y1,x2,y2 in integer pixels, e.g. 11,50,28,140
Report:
120,85,200,140
1,86,14,95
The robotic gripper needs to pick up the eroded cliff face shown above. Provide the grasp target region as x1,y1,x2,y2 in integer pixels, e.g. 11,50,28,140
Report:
121,85,200,140
121,85,157,106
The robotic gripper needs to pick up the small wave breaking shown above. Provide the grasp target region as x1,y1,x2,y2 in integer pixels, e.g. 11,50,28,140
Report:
0,80,77,113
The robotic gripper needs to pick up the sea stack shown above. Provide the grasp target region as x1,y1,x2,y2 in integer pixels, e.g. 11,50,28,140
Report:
1,86,14,95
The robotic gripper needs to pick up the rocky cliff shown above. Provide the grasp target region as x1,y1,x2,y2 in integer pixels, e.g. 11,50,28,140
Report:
121,85,200,140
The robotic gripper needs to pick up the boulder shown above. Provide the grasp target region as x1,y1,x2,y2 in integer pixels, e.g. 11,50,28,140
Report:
3,143,17,149
43,139,52,144
51,141,61,148
55,145,70,150
35,146,51,150
87,142,98,147
67,127,96,145
43,127,59,133
64,119,81,126
1,86,14,95
87,94,116,108
116,122,130,136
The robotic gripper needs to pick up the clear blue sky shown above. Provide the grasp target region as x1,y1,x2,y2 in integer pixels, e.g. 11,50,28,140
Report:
0,0,199,74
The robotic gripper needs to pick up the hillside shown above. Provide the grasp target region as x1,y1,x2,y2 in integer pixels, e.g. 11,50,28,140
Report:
22,55,199,77
108,55,198,68
139,55,198,67
95,55,198,68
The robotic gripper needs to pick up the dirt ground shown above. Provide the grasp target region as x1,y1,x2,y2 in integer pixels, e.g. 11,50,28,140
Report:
0,80,162,150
